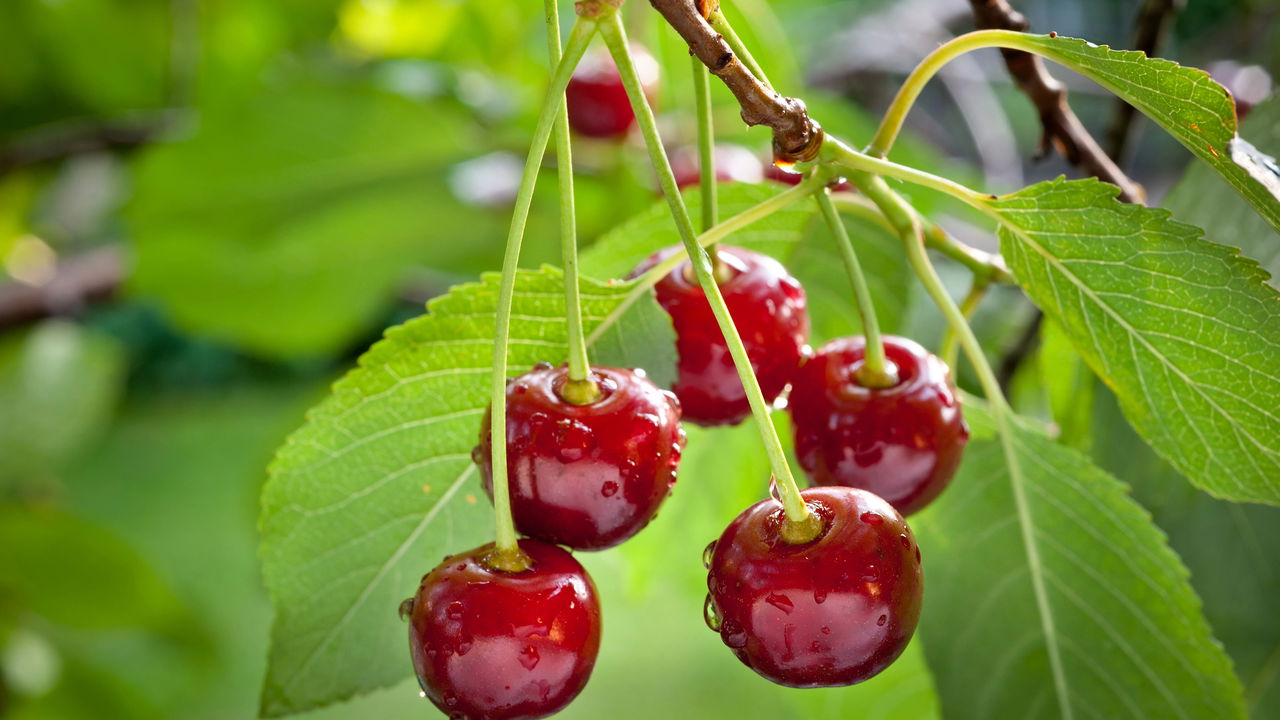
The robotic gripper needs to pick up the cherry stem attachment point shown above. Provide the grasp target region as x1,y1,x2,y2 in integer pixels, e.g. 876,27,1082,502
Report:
600,11,813,531
814,187,897,388
488,16,597,560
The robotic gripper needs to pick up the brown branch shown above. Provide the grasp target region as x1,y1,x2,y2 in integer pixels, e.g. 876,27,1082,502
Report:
969,0,1145,204
1104,0,1183,160
0,246,124,329
647,0,823,162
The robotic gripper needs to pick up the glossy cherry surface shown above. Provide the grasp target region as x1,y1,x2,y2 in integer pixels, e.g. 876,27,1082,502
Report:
476,363,685,550
564,45,658,139
704,486,923,688
788,335,968,515
406,539,602,719
630,245,808,426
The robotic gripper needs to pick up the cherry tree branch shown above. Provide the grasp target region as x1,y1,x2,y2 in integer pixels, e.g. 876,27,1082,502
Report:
968,0,1145,204
1104,0,1183,160
647,0,823,162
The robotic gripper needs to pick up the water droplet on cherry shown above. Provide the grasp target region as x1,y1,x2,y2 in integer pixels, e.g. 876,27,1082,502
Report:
702,540,717,568
703,594,723,632
860,511,882,525
601,481,619,497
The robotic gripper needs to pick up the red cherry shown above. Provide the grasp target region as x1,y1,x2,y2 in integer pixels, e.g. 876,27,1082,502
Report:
704,486,923,688
630,245,808,426
763,162,853,192
565,44,658,139
788,335,968,515
406,540,601,719
476,363,685,550
669,144,765,189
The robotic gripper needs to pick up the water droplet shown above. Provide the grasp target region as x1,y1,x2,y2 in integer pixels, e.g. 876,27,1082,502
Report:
820,626,831,635
703,595,722,632
813,589,828,605
769,477,782,502
721,620,748,649
765,593,794,614
398,598,415,621
915,547,922,563
446,601,465,620
513,384,528,395
876,614,888,627
470,445,483,464
860,512,883,525
632,367,648,379
702,540,717,569
900,533,911,549
456,641,472,656
861,564,879,582
601,481,619,497
418,691,426,698
555,419,596,461
534,361,553,370
519,645,541,670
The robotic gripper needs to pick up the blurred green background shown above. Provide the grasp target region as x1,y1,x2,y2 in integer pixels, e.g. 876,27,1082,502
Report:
1,0,1277,718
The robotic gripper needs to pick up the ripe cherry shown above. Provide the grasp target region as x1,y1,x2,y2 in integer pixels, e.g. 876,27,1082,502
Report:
764,162,853,192
669,144,765,189
565,44,658,139
406,539,601,719
788,335,968,516
630,245,808,426
476,363,685,550
704,486,923,688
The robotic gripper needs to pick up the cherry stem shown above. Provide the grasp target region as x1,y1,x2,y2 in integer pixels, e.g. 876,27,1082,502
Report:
546,0,598,400
707,8,773,92
601,12,815,534
814,187,897,388
940,277,990,371
848,170,1011,415
692,57,718,237
488,16,597,561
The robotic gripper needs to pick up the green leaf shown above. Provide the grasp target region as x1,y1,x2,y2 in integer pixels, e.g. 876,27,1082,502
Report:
1038,317,1094,452
1165,93,1280,288
1089,386,1280,718
991,177,1280,504
258,266,674,716
127,80,496,359
917,415,1246,719
0,505,189,632
1018,34,1280,231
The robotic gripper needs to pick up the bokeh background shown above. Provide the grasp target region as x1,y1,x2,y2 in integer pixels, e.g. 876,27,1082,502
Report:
2,0,1277,718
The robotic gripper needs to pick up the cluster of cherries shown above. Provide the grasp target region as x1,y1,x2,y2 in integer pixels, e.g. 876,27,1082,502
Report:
403,47,968,720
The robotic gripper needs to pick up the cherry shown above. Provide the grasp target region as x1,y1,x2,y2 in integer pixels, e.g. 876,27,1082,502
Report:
476,363,685,550
406,539,601,719
763,162,853,192
788,335,968,516
630,245,808,426
703,486,923,688
669,144,765,189
565,44,658,139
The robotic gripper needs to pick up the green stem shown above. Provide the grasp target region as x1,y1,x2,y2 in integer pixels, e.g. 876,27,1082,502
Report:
693,59,717,234
708,9,773,91
546,0,596,399
850,171,1009,414
869,29,1050,157
601,13,818,538
585,174,826,348
940,278,990,371
814,188,896,388
824,136,991,208
487,17,597,567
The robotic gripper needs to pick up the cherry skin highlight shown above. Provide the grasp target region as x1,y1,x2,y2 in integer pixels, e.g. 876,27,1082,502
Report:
788,335,968,516
565,44,658,139
704,486,923,688
476,363,685,550
406,539,602,719
630,245,809,426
